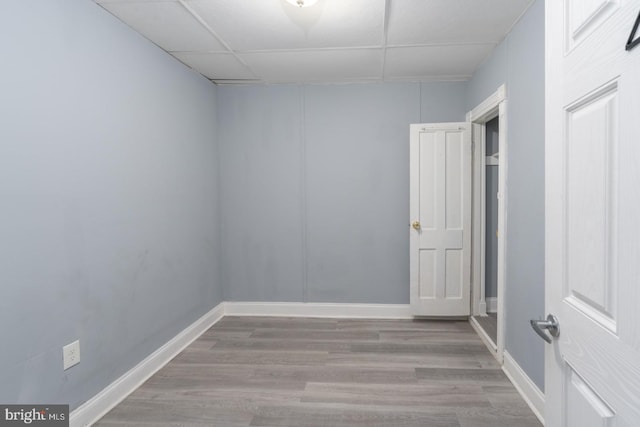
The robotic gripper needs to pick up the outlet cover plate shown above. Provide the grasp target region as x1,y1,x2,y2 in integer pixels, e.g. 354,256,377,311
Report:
63,340,80,370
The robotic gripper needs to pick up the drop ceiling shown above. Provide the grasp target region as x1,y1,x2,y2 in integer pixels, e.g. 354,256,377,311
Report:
95,0,535,84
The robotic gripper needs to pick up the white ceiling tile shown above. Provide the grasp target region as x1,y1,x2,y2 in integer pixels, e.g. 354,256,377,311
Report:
100,1,227,52
184,0,385,51
238,49,383,83
95,0,536,83
387,0,534,45
173,52,256,80
384,44,495,80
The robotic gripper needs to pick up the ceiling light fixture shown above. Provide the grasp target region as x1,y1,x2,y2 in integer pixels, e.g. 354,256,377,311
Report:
285,0,318,7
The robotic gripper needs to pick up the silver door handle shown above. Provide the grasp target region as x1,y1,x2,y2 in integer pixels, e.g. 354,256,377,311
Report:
530,314,560,343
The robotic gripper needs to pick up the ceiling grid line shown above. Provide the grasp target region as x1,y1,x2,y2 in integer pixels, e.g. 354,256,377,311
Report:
380,0,391,80
177,0,260,81
94,0,535,84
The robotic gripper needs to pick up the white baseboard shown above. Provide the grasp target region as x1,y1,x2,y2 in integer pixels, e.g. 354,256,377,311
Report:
69,302,225,427
69,301,412,425
478,300,487,315
486,297,498,313
469,315,498,353
223,301,414,319
66,301,546,427
502,351,545,425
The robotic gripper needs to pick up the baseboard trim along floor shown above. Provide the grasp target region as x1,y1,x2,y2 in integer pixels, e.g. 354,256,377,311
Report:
503,350,545,425
70,301,545,426
69,303,225,427
223,301,414,319
469,314,498,355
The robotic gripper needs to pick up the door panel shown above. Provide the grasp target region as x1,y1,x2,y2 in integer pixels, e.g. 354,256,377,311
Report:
419,132,437,230
445,249,463,299
565,367,615,427
445,131,463,229
546,0,640,425
419,249,436,298
410,123,471,316
565,83,618,333
566,0,620,51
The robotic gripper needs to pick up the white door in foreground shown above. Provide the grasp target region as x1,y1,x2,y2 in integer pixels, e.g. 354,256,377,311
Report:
544,1,640,425
410,123,471,316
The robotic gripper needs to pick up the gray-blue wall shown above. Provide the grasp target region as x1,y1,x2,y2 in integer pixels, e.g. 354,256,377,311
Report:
218,82,467,303
0,0,222,409
467,0,545,390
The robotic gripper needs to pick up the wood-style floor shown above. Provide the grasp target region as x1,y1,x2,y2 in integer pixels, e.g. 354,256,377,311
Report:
95,316,542,427
473,313,498,345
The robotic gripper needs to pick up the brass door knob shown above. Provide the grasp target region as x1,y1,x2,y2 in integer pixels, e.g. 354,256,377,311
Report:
412,221,421,230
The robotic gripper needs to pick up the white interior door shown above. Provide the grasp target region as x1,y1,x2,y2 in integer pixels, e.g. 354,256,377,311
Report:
410,123,471,316
545,1,640,425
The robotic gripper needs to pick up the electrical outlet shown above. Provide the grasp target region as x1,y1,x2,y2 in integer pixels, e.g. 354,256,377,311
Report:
63,340,80,370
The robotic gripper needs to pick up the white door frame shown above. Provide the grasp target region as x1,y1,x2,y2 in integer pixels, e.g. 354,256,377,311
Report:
467,84,507,363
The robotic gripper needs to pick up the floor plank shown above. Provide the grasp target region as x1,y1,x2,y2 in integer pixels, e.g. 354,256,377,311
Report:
472,313,498,345
95,316,542,427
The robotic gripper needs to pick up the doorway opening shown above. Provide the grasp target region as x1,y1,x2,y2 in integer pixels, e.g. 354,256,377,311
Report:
468,85,507,363
473,116,499,345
